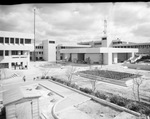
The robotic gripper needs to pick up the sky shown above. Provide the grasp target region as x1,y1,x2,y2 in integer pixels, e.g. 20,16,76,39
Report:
0,2,150,44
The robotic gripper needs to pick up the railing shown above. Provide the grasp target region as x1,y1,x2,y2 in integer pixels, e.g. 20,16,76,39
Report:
11,55,28,58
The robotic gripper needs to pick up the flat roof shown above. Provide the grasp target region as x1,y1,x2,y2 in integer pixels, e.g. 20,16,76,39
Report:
113,42,150,47
57,43,91,48
3,86,41,105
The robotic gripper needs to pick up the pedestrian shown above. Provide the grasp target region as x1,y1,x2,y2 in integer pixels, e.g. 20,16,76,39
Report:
23,76,26,82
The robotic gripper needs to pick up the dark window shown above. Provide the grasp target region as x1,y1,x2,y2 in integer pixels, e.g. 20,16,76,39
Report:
5,37,9,43
21,51,23,55
11,51,18,55
41,46,43,49
10,38,14,44
36,46,38,49
30,52,32,55
0,37,4,43
15,38,19,44
20,38,24,44
49,41,55,44
5,50,9,56
42,52,43,54
0,50,3,56
39,52,41,54
0,63,9,68
102,37,107,40
25,39,31,44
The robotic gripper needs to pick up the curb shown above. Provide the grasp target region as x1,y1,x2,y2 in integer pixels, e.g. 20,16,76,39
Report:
47,79,141,117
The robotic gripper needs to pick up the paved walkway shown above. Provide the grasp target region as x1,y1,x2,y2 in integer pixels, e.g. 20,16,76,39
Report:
39,80,90,110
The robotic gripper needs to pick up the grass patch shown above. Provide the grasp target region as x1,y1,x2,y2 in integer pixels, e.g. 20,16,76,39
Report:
79,70,140,80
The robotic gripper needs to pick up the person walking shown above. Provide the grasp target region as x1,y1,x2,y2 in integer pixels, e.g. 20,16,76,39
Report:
23,76,26,82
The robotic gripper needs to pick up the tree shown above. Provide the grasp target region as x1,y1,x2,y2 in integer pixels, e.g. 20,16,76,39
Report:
41,68,50,78
132,73,144,102
66,66,76,84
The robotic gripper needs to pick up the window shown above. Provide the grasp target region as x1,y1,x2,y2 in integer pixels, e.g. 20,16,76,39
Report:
21,51,23,55
102,37,107,40
0,63,8,68
39,52,41,54
10,38,14,44
0,50,3,56
15,38,19,44
49,41,55,44
11,51,18,55
20,38,24,44
5,50,9,56
30,52,32,55
0,37,4,43
42,52,43,54
25,39,31,44
5,37,9,43
41,46,43,49
36,46,38,49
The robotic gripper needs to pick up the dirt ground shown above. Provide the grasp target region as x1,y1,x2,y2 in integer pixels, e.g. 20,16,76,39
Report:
76,100,121,119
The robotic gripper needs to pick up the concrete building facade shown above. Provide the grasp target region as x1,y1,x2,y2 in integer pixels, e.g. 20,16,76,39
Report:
30,39,56,62
0,31,34,69
59,36,139,65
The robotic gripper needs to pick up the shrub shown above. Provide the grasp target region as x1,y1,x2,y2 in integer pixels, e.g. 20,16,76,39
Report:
126,102,140,112
80,87,93,94
45,76,50,79
95,91,108,100
70,83,79,89
109,95,128,107
41,76,45,79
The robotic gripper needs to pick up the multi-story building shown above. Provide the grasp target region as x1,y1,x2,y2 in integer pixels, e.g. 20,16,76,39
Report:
30,39,56,62
0,31,34,69
59,36,139,65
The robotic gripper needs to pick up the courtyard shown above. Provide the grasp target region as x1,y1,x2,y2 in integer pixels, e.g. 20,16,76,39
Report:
0,61,150,118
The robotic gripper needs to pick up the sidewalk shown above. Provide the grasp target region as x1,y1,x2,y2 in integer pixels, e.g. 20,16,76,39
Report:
39,80,91,119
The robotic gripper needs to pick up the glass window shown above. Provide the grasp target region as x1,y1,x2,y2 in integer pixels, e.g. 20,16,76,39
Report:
0,50,3,56
49,41,55,44
15,38,19,44
20,38,24,44
0,37,4,43
5,37,9,43
5,50,9,56
25,39,31,44
10,38,14,44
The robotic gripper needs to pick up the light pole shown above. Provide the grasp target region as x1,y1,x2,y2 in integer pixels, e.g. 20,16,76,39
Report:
34,8,36,62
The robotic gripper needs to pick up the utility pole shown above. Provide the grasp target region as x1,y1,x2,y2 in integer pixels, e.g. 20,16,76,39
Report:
34,8,36,62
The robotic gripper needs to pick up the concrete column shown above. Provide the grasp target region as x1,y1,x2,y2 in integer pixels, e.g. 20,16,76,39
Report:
3,37,5,45
9,50,11,56
132,52,135,57
113,53,118,64
8,62,11,69
108,52,112,65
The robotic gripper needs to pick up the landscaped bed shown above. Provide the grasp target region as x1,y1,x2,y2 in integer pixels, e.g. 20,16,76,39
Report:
76,100,121,119
49,77,150,117
79,70,140,80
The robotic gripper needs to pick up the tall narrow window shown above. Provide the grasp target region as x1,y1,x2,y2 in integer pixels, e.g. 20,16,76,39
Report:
0,37,4,43
10,38,14,44
20,38,24,44
15,38,19,44
5,50,9,56
0,50,3,56
5,37,9,44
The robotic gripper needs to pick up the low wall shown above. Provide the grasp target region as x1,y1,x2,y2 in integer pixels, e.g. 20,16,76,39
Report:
45,79,140,117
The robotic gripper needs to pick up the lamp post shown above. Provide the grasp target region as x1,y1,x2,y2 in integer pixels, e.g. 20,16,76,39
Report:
34,8,36,62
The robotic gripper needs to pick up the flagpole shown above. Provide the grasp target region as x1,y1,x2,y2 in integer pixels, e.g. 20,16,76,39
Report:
34,8,36,62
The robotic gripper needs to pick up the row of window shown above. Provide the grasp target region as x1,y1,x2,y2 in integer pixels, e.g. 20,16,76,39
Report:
36,46,43,49
0,37,31,44
114,45,150,48
49,41,55,44
0,50,25,56
30,51,43,55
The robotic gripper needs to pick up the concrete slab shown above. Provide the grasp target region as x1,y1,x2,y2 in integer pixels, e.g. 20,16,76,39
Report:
56,106,93,119
113,112,138,119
